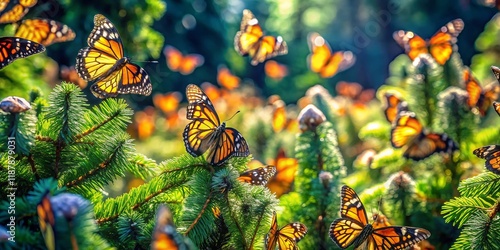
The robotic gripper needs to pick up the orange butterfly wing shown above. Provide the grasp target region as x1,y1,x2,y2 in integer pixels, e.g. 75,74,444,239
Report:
153,92,182,114
494,101,500,116
15,19,76,46
152,205,185,250
393,31,428,61
428,19,464,65
265,211,308,250
383,93,408,124
37,193,55,250
163,45,204,75
272,100,287,133
217,65,240,90
390,111,422,148
473,145,500,174
0,37,45,69
307,32,355,78
264,60,288,80
0,0,37,24
266,149,298,197
237,165,276,185
464,67,482,108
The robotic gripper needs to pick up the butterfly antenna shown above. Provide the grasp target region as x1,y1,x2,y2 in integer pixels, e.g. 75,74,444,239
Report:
226,110,240,121
132,59,159,64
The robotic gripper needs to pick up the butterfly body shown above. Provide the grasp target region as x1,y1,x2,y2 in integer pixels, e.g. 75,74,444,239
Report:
329,185,431,250
76,14,152,99
234,9,288,65
183,84,250,166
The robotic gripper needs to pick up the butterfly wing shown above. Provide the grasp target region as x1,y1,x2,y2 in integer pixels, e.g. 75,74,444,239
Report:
151,205,185,250
365,226,431,250
329,185,370,249
163,45,183,72
272,101,287,133
76,14,123,82
265,211,279,250
15,18,76,46
473,145,500,174
493,101,500,116
0,0,37,24
464,67,482,108
37,193,55,250
403,133,455,160
428,19,463,65
477,83,500,116
390,111,422,148
383,93,408,124
265,60,288,80
179,54,204,75
237,165,276,185
393,31,428,61
217,65,240,90
0,37,45,70
266,149,298,197
206,127,249,166
276,222,308,250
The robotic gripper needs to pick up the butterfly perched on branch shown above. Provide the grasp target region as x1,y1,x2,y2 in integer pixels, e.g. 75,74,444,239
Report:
76,14,152,99
15,19,76,46
329,185,431,249
265,211,308,250
234,9,288,66
390,111,457,160
237,165,276,186
393,19,464,65
0,37,45,70
307,32,356,78
183,84,250,166
383,93,409,124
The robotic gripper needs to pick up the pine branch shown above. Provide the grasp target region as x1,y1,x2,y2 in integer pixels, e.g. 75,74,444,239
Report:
458,172,500,197
442,196,496,228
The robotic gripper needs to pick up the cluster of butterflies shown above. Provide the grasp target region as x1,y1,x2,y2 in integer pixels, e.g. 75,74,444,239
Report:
0,0,76,69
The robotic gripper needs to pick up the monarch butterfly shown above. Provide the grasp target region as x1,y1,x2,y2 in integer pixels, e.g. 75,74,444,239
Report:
217,65,240,90
307,32,356,78
0,0,37,24
151,205,187,250
76,14,152,99
329,185,431,249
237,165,277,186
473,145,500,174
234,9,288,66
383,93,408,124
265,211,308,250
494,101,500,116
391,111,457,160
464,67,500,116
264,60,288,80
183,84,250,166
0,37,45,69
132,107,156,140
37,192,56,250
393,19,464,65
267,148,298,197
163,45,204,75
15,18,76,46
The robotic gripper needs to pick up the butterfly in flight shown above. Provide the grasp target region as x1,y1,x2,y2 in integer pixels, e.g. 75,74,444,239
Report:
329,185,431,250
183,84,250,166
0,0,37,24
76,14,152,99
37,192,56,250
464,67,500,116
265,211,308,250
391,111,457,160
393,19,464,65
473,145,500,175
217,65,240,90
15,18,76,46
234,9,288,66
163,45,204,75
0,37,45,70
307,32,356,78
237,165,276,186
264,60,288,81
151,205,190,250
266,148,298,197
383,93,409,124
